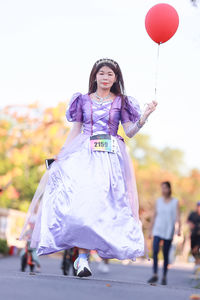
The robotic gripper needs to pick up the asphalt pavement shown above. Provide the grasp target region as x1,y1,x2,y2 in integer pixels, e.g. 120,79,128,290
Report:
0,255,199,300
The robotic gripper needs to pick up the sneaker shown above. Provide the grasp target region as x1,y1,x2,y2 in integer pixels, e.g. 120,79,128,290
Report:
161,277,167,285
148,275,158,284
97,261,109,273
74,257,92,278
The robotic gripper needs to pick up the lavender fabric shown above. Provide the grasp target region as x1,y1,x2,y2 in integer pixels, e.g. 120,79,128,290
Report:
20,93,145,260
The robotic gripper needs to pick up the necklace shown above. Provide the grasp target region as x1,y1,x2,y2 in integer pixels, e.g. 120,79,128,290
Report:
94,92,111,104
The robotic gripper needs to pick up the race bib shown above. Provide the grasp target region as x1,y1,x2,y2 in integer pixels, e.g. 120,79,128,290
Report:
90,134,118,153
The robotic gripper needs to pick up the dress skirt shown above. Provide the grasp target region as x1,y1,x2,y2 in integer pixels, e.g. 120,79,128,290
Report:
20,133,145,260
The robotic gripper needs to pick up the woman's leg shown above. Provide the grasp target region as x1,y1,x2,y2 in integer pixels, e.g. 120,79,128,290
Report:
162,239,172,283
148,236,160,283
79,248,89,254
153,236,161,275
78,248,90,259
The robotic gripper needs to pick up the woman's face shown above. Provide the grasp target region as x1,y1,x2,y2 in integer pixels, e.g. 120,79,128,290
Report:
96,66,116,91
161,184,171,197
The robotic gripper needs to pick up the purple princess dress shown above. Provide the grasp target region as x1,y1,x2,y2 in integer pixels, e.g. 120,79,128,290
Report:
20,93,145,260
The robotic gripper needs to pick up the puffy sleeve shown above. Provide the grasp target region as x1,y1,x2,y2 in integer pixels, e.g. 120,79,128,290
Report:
121,96,141,124
66,92,83,122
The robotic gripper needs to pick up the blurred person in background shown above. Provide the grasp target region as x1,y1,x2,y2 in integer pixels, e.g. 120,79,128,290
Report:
187,202,200,274
20,217,41,273
148,181,181,285
61,248,78,276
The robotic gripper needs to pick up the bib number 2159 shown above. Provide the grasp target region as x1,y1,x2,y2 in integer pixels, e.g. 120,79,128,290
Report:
90,134,118,153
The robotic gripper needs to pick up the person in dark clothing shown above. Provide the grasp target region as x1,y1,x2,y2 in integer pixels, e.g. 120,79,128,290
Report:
188,202,200,271
61,248,79,276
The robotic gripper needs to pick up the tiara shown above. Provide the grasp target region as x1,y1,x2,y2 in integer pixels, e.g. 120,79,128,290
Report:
95,58,118,68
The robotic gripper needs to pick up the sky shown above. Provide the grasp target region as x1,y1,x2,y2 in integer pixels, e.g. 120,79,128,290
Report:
0,0,200,171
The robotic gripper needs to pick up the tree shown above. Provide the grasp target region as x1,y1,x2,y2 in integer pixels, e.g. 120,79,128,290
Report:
0,102,199,224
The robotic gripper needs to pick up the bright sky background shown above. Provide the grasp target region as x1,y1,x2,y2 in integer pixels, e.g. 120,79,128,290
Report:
0,0,200,171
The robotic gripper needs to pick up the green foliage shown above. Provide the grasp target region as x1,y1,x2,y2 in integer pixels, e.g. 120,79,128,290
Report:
0,103,199,222
0,239,9,255
0,103,67,209
127,134,184,174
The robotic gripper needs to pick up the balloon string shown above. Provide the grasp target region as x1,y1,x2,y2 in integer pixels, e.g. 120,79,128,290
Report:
155,43,160,100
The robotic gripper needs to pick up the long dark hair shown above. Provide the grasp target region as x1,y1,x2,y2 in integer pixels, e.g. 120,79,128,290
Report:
88,58,126,101
161,181,172,196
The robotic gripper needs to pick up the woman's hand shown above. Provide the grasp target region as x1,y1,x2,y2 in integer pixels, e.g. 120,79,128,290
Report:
139,101,158,126
143,101,158,119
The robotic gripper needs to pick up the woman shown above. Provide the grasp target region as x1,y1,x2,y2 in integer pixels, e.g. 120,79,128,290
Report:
148,181,181,285
20,58,157,277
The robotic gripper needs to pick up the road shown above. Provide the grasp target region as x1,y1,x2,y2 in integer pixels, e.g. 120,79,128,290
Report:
0,255,199,300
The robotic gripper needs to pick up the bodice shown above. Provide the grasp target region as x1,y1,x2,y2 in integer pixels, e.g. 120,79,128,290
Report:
66,92,141,139
81,95,121,136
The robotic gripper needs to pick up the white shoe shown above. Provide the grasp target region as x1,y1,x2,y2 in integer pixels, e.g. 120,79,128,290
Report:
97,261,109,273
74,257,92,277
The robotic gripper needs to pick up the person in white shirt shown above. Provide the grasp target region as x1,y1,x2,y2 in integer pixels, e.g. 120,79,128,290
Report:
148,181,181,285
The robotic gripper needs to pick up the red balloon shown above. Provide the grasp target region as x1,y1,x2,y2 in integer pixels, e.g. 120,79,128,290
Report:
145,3,179,44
